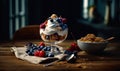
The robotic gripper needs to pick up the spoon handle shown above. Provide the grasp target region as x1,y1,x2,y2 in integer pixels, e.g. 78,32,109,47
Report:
43,60,59,67
106,37,115,41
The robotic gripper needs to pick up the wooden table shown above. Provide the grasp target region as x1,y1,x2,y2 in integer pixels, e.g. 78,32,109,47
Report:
0,40,120,71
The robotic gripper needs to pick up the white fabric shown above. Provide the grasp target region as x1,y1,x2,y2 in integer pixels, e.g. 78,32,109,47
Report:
11,46,66,64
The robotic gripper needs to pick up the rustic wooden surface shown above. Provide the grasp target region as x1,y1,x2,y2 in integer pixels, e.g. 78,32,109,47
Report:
0,40,120,71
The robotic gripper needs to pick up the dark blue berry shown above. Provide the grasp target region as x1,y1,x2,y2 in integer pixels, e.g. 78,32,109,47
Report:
26,49,30,53
48,53,54,57
27,51,33,56
26,42,34,47
50,19,53,22
64,50,72,55
56,47,60,52
46,46,51,51
61,24,67,30
45,52,49,57
29,48,34,53
57,19,62,23
42,46,47,51
38,46,44,50
32,46,38,50
46,35,50,40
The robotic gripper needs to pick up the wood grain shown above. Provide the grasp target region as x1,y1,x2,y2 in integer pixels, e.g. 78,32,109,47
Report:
0,40,120,71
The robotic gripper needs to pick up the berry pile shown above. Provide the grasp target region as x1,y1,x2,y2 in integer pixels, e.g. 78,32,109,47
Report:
25,42,60,57
25,41,81,62
64,42,81,56
63,42,81,63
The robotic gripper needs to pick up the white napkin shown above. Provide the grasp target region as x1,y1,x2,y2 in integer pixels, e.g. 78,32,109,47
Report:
11,46,66,64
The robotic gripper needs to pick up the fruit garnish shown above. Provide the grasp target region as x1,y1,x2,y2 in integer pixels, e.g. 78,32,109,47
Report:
34,50,40,56
47,52,54,57
39,50,46,57
70,42,81,51
38,46,44,51
34,50,46,57
39,42,45,46
61,18,67,23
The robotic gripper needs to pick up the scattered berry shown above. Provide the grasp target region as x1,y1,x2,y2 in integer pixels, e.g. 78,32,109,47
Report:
26,42,34,47
39,42,45,46
46,46,51,51
39,50,46,57
64,50,73,55
38,46,44,50
61,18,67,23
34,50,40,56
47,52,54,57
70,42,81,52
34,50,46,57
42,46,47,51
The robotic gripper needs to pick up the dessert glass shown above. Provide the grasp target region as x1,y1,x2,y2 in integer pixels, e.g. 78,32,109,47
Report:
40,14,68,53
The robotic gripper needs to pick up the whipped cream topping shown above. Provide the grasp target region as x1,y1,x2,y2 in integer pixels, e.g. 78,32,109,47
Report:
40,14,68,36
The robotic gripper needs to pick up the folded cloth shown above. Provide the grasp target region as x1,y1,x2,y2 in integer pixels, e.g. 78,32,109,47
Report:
11,46,66,64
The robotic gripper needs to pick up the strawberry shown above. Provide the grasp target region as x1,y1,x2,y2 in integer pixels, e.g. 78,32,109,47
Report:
39,42,45,46
34,50,46,57
34,50,40,56
38,50,46,57
70,42,81,52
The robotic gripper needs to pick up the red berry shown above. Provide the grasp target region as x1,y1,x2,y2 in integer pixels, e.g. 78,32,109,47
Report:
67,46,74,51
70,42,81,51
40,21,47,29
34,50,40,56
39,42,45,46
71,42,77,47
39,50,45,57
61,18,67,23
34,50,46,57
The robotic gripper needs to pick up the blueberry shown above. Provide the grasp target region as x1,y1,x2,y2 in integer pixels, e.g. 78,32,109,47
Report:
48,53,54,57
42,46,47,51
64,50,72,55
45,52,49,57
56,47,60,52
50,19,53,22
29,48,37,56
46,35,50,40
61,24,67,30
27,51,33,56
26,49,30,53
38,46,44,50
46,46,51,51
26,42,34,47
32,46,38,50
29,48,34,52
57,19,62,23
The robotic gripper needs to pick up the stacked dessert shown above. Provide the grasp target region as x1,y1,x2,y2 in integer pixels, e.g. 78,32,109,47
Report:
40,14,68,44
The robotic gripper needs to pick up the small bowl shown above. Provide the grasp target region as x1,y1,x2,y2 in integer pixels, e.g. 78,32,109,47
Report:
77,40,108,54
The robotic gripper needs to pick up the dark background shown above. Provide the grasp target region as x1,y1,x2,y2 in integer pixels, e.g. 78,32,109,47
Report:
0,0,120,42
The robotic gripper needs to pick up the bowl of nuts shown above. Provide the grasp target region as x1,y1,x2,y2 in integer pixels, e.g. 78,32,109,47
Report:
77,34,109,54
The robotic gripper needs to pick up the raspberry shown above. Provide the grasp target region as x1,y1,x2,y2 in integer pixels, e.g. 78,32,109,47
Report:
34,50,46,57
34,50,40,56
40,21,47,29
39,42,45,46
61,18,67,23
71,42,81,51
39,50,46,57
